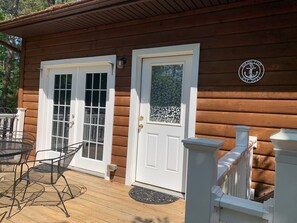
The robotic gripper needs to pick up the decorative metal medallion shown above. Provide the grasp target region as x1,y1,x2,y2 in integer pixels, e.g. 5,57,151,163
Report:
238,59,265,83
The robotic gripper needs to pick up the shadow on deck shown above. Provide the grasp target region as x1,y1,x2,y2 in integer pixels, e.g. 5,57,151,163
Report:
0,170,185,223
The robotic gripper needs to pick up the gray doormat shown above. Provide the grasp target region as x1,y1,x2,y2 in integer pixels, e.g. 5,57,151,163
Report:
128,186,179,204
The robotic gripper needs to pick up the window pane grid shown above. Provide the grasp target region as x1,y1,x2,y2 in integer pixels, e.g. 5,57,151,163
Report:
51,74,72,151
83,73,107,161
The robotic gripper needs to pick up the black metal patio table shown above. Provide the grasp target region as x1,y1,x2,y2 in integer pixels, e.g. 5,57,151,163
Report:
0,141,33,159
0,139,34,218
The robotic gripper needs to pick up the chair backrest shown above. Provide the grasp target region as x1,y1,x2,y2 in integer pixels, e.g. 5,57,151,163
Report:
50,142,83,183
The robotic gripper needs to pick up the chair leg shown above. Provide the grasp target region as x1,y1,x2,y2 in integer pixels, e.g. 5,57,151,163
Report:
21,166,31,201
61,174,74,198
0,211,7,223
21,180,30,201
7,168,21,218
52,184,70,217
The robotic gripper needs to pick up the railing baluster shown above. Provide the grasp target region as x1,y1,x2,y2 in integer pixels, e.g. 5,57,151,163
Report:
0,108,26,134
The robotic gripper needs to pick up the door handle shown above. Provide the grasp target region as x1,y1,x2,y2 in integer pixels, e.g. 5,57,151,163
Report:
67,120,74,128
138,115,144,130
67,114,75,128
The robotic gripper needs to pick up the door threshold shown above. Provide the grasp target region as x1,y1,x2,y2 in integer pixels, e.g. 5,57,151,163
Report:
132,182,185,199
69,165,105,178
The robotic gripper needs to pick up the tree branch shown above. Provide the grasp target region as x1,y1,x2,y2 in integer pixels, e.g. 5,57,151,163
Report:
0,39,21,54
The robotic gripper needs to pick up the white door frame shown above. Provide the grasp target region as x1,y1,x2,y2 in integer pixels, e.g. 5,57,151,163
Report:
36,55,116,178
126,44,200,186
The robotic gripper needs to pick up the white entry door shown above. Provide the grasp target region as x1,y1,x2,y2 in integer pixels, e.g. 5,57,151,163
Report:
136,55,192,192
43,64,114,175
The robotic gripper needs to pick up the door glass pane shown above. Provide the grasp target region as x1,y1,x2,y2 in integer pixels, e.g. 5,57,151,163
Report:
66,90,71,105
149,64,183,124
54,75,60,89
60,90,65,105
60,75,66,89
66,75,72,89
82,73,107,161
100,73,107,89
65,107,70,121
93,74,100,89
85,91,91,106
86,73,92,89
51,74,72,151
100,91,106,107
84,108,91,123
91,108,98,124
92,91,99,107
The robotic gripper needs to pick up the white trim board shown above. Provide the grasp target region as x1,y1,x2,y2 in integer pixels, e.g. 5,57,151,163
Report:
125,44,200,186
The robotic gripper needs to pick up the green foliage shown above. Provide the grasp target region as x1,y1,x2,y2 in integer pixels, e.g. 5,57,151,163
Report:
0,0,76,110
20,0,49,15
0,0,76,20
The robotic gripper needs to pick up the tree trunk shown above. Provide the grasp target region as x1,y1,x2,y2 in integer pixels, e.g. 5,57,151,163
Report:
47,0,56,6
12,0,19,17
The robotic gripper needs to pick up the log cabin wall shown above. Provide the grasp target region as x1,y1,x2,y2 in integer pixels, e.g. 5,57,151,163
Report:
21,0,297,197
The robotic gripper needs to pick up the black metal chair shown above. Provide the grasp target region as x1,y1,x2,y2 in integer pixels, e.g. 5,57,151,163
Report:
0,130,35,218
0,211,6,223
21,142,83,217
0,131,35,175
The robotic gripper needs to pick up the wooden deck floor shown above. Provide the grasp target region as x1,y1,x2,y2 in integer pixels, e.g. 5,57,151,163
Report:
0,170,185,223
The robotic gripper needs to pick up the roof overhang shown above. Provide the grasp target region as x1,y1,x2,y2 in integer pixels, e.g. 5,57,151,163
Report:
0,0,242,38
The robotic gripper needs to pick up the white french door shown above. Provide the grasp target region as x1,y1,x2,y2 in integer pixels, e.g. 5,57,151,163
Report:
73,65,112,173
47,67,76,154
42,62,114,175
135,55,192,192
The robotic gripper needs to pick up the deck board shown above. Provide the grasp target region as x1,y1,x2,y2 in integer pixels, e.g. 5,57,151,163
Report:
0,170,185,223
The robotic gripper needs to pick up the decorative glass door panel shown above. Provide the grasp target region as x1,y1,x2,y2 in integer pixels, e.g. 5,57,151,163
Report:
51,74,72,150
149,65,183,124
82,73,107,161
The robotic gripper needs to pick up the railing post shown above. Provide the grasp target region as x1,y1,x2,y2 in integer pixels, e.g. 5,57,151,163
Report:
14,108,26,132
235,126,252,199
270,129,297,223
235,125,251,148
183,138,224,223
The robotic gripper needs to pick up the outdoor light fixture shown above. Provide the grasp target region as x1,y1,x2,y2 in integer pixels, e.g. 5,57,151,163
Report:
117,57,127,69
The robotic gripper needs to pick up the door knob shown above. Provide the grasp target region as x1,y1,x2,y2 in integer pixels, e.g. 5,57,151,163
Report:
67,120,74,128
138,124,143,129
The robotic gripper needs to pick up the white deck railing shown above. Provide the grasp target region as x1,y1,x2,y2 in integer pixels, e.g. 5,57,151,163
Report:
0,108,26,132
217,126,256,199
182,126,274,223
212,186,273,223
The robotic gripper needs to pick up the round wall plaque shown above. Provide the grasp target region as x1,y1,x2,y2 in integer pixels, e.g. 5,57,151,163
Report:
238,59,265,83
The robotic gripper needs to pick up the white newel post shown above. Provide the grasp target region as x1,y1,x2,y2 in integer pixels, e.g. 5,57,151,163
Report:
183,138,224,223
235,125,251,199
235,126,250,148
270,129,297,223
14,108,26,132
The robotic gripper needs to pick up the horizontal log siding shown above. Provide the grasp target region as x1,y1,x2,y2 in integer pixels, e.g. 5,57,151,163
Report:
21,0,297,196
